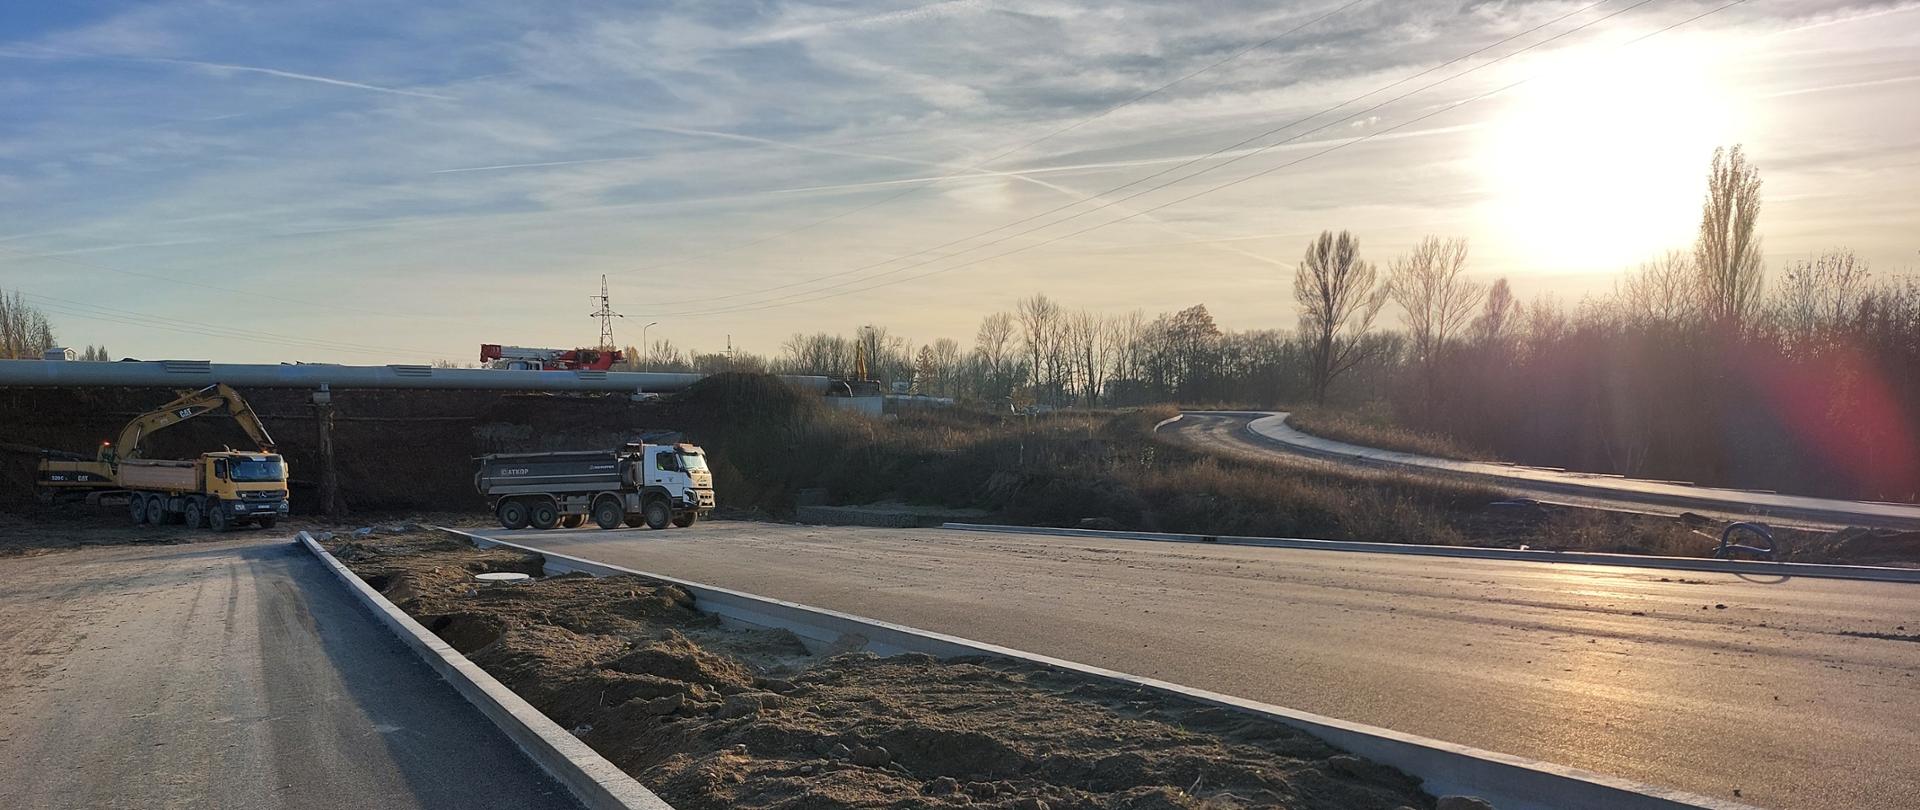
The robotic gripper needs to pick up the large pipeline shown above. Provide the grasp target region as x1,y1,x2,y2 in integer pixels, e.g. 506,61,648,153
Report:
0,359,831,394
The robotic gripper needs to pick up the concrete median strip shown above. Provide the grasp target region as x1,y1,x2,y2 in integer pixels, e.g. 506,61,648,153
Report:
294,531,674,810
941,522,1920,584
439,526,1759,810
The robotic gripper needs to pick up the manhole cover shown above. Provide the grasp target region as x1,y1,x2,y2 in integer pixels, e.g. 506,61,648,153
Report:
474,572,533,583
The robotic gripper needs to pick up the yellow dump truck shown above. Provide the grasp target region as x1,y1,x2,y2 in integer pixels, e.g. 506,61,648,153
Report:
37,383,290,531
119,452,289,531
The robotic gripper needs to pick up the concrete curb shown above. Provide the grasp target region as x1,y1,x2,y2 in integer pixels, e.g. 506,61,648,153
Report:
294,531,674,810
940,522,1920,584
1232,411,1920,531
440,527,1758,810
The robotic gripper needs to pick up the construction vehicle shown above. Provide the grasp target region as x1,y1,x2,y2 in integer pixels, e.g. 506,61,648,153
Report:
475,442,714,531
479,344,624,371
37,384,291,531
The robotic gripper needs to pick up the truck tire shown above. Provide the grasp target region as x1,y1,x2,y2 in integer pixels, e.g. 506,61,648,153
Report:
145,495,166,527
208,502,229,532
529,500,560,531
130,493,149,525
497,499,531,530
671,511,697,528
183,499,205,529
643,499,671,530
624,514,647,528
593,498,625,530
560,514,585,529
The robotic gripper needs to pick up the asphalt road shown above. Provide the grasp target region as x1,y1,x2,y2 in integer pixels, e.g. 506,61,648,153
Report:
1162,411,1920,530
485,521,1920,810
0,536,579,810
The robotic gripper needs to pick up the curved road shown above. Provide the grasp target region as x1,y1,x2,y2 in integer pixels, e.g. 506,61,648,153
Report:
1161,411,1920,531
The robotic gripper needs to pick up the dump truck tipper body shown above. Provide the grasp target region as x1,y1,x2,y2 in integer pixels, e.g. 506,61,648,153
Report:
477,443,714,531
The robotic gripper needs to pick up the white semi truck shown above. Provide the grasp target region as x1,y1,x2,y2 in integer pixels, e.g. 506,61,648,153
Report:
475,443,715,530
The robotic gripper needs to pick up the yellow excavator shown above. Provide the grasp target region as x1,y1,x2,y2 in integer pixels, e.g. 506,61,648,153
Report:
37,384,291,530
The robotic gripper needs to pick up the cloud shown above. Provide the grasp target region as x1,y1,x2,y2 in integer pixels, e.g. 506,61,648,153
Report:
3,0,1916,362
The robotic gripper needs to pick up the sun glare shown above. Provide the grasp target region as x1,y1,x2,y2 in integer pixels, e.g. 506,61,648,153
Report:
1481,38,1744,273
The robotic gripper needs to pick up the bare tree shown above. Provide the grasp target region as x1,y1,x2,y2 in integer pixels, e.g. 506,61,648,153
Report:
1388,236,1481,411
1106,309,1145,385
1775,248,1870,347
778,332,856,377
1294,230,1388,404
0,289,58,359
1471,277,1517,347
974,312,1013,376
1062,310,1116,407
1015,294,1066,403
1618,250,1697,325
928,337,962,397
1694,145,1765,331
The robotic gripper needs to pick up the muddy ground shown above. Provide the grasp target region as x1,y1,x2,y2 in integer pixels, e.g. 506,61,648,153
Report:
330,531,1438,810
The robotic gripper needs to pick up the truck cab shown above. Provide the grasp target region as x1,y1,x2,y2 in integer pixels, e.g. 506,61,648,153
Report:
636,443,715,517
204,452,292,524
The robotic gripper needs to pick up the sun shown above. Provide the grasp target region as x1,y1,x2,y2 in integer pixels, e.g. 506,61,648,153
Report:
1480,37,1745,273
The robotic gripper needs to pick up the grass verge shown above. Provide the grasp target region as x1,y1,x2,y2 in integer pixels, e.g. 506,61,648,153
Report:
1282,406,1491,462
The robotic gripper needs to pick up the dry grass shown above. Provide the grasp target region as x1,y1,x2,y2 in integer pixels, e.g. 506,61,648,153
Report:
682,375,1865,562
1285,405,1492,461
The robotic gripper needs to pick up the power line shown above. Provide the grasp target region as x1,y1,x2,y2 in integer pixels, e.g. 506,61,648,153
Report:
689,0,1751,316
636,0,1645,318
610,0,1371,290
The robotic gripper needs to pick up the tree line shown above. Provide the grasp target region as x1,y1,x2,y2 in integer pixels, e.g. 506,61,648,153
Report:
687,145,1917,500
0,289,109,361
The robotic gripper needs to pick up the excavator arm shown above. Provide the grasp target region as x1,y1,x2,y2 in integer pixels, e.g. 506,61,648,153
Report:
106,383,277,466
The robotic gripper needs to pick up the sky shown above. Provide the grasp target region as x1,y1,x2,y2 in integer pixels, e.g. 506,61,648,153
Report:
2,0,1917,364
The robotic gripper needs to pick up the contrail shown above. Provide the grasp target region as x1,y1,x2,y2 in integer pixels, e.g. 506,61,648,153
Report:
138,56,455,100
1763,73,1920,98
0,47,451,100
744,0,987,44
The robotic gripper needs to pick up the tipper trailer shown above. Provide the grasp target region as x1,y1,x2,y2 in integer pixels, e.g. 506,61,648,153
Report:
476,443,715,531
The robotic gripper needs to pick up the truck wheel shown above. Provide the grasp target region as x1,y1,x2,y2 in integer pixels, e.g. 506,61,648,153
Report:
130,493,149,525
671,511,697,528
145,495,166,527
624,514,646,528
208,503,230,532
593,498,625,530
560,514,585,529
529,500,560,530
497,499,531,530
643,500,671,530
183,499,205,529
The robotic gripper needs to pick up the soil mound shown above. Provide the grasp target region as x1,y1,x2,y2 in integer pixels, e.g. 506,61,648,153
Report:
332,531,1433,810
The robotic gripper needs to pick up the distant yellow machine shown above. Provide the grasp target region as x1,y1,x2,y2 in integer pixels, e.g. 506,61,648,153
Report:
37,384,291,531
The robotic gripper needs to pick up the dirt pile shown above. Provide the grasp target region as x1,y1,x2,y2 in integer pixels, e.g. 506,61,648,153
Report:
334,532,1434,810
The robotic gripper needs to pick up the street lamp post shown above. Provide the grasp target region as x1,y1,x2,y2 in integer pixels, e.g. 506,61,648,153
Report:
641,322,659,370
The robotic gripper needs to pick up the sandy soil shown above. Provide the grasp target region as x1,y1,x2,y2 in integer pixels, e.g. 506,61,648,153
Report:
331,531,1435,810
